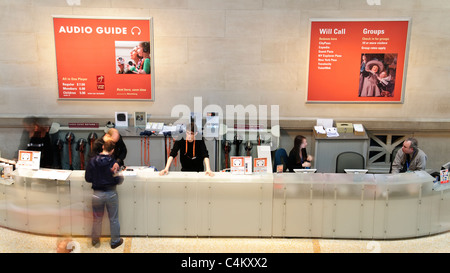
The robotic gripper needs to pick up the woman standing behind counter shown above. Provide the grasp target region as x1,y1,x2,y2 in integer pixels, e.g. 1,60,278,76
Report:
159,123,214,177
288,135,313,172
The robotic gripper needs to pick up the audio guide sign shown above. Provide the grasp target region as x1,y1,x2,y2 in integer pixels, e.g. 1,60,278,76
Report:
307,19,411,103
53,16,154,100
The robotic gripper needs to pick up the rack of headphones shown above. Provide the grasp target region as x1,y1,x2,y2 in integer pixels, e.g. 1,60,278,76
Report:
219,124,279,171
48,122,109,170
47,121,179,171
116,123,184,168
45,117,279,172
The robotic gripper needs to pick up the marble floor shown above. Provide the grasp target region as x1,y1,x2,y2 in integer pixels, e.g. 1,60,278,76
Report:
0,226,448,253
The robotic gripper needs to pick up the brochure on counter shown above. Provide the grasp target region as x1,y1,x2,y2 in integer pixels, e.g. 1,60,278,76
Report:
32,169,72,181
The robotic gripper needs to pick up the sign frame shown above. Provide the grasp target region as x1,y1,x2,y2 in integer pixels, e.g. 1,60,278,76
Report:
53,15,155,101
306,18,412,104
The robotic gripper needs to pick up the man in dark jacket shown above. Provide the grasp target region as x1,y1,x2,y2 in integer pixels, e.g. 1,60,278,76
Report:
89,128,127,173
85,140,124,249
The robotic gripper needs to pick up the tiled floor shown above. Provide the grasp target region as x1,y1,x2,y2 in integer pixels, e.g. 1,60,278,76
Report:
0,226,448,253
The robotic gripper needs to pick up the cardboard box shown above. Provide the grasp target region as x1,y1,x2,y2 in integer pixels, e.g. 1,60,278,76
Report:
313,126,327,138
313,130,327,139
336,123,353,134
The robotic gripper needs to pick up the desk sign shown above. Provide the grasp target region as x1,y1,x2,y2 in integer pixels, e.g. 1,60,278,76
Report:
440,169,449,184
16,150,41,170
230,157,244,174
53,16,154,101
230,156,252,175
254,158,268,174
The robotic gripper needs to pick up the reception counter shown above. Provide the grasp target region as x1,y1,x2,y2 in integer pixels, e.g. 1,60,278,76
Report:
0,169,449,239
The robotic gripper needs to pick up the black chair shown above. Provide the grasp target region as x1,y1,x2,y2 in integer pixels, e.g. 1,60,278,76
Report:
273,148,289,172
389,146,401,173
335,151,365,173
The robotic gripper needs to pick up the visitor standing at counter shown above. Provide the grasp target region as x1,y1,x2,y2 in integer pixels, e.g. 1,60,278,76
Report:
85,140,124,249
391,137,427,173
288,135,313,172
90,128,127,172
159,123,214,177
20,116,53,168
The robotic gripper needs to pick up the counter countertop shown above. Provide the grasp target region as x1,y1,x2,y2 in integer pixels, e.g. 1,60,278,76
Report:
11,168,435,186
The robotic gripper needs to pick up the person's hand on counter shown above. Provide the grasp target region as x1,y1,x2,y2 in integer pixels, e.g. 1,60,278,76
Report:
159,156,173,176
302,161,311,168
203,158,214,177
159,168,169,176
205,169,215,177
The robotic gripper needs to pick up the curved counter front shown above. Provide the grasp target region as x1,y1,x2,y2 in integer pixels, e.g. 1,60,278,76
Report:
0,169,449,239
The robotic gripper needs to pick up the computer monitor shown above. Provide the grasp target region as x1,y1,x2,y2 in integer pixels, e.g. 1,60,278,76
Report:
344,169,368,174
294,169,317,173
441,162,450,170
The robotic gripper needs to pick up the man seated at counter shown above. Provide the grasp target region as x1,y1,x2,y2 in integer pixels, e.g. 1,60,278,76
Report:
391,137,427,173
90,128,127,173
159,123,214,177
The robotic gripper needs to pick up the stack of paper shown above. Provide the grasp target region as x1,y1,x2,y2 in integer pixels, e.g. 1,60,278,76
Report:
326,127,339,137
314,126,326,134
353,124,364,132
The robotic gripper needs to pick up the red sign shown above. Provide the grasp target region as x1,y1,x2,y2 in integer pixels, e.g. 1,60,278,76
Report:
68,123,99,128
307,20,410,103
53,16,154,100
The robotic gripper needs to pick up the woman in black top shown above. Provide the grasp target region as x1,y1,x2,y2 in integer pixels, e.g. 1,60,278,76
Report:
159,124,214,176
288,135,313,172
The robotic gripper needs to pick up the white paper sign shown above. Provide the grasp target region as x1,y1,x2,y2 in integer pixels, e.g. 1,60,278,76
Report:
33,169,71,180
317,118,333,129
257,146,272,173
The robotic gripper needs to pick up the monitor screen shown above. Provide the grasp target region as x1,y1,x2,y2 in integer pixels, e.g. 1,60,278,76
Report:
344,169,368,174
294,169,317,173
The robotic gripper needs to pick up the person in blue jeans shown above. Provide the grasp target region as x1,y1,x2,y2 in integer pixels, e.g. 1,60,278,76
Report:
85,139,124,249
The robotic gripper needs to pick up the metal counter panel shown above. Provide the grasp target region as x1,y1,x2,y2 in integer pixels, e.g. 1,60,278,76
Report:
200,180,272,237
26,178,71,235
5,176,29,232
148,179,198,236
69,171,93,237
0,182,7,227
439,190,450,233
1,170,448,239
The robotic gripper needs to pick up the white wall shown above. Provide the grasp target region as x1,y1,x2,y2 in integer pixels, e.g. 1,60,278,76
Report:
1,0,450,171
0,0,449,121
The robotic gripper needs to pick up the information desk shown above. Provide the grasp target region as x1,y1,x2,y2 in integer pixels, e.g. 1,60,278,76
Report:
311,131,369,173
0,170,449,239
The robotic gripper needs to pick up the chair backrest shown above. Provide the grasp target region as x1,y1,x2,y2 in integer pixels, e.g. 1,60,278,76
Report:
336,151,365,173
273,148,289,172
389,146,402,173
